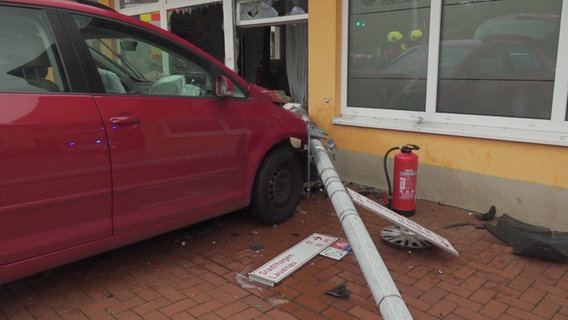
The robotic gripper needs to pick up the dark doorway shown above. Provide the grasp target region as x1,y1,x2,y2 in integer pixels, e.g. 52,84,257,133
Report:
238,26,290,96
169,4,225,64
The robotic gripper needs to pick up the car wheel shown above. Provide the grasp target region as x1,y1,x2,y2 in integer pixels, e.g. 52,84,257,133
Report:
250,147,303,225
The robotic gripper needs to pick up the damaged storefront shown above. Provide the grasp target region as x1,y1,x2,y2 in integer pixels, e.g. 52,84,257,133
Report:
115,0,308,107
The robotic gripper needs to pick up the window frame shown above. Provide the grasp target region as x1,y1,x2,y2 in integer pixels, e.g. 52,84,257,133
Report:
339,0,568,147
61,10,248,98
235,0,308,28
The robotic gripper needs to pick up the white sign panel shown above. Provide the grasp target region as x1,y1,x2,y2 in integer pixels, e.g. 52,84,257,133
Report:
249,233,337,286
347,188,459,256
320,238,352,260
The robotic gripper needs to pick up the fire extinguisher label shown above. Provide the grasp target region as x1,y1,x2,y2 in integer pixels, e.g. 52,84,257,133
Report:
399,170,416,200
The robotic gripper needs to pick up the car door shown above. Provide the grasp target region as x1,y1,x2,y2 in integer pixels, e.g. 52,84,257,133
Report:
0,5,112,266
66,13,249,233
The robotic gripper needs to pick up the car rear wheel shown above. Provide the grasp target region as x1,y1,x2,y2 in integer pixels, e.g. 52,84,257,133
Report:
250,147,303,225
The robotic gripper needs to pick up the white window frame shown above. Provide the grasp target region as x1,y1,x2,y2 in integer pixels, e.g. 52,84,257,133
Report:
235,0,308,28
338,0,568,147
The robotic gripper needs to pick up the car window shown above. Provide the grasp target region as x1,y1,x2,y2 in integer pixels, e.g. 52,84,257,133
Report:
0,6,68,93
71,14,224,97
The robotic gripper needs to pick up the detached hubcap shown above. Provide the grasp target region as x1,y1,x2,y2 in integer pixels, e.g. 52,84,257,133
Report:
380,225,433,249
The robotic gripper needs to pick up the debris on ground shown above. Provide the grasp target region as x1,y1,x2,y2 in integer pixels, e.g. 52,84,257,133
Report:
235,271,263,292
185,218,222,237
266,296,289,306
305,181,326,197
346,182,385,201
443,222,478,229
484,214,568,262
325,284,350,298
251,242,264,250
474,205,497,221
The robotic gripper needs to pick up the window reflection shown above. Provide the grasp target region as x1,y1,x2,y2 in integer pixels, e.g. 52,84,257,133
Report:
347,0,430,110
346,0,562,120
437,0,561,119
0,7,67,93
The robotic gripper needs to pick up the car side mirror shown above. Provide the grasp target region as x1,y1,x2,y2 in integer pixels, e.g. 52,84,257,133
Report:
215,75,235,98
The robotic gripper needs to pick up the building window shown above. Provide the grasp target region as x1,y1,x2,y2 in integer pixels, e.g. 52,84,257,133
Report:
236,0,308,27
341,0,567,146
119,0,158,10
168,4,225,63
348,0,431,111
239,0,308,21
438,0,560,119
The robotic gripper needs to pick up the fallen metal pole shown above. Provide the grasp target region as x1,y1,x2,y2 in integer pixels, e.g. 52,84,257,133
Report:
310,138,413,320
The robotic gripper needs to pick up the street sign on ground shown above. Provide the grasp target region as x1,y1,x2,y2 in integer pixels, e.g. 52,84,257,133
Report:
347,188,459,256
249,233,337,286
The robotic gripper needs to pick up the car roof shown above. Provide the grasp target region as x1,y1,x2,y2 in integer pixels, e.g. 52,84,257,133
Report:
1,0,112,14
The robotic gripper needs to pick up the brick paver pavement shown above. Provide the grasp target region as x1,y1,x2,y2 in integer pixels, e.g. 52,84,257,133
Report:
1,186,567,319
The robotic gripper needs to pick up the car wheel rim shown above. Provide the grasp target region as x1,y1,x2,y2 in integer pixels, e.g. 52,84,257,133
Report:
380,225,432,249
268,164,293,208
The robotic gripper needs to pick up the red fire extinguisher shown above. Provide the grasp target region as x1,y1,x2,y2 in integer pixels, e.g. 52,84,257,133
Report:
383,144,420,217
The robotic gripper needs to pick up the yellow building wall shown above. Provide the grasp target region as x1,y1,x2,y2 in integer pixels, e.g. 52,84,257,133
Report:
98,0,113,8
308,0,568,189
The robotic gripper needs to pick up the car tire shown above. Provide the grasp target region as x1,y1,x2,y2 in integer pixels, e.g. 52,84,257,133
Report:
250,147,303,225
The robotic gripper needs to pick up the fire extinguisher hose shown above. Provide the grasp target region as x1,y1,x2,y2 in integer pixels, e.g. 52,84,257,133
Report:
383,146,401,204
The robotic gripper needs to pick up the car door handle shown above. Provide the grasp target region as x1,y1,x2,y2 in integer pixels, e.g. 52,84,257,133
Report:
109,116,141,127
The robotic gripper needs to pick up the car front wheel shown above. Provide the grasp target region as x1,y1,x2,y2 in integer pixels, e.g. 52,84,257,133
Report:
250,147,303,225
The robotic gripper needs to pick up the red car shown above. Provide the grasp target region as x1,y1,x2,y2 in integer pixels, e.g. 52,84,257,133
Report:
0,0,308,284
